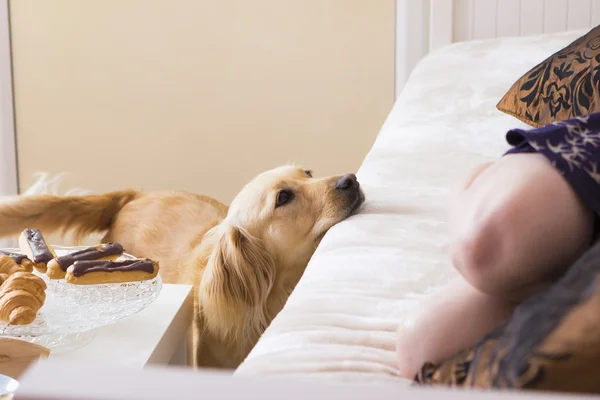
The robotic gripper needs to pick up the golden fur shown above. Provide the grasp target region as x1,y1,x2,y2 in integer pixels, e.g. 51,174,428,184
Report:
0,166,364,368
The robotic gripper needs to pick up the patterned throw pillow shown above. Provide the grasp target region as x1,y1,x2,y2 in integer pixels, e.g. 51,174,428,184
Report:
497,25,600,127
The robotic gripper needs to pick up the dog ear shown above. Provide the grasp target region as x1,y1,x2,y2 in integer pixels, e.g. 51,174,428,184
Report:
199,224,275,341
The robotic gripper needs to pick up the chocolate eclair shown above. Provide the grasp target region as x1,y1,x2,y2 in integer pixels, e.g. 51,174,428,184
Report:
46,242,125,279
18,229,56,273
0,249,34,272
65,258,159,285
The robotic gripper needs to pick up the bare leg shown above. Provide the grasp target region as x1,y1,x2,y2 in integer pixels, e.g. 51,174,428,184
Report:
396,153,595,378
396,277,514,378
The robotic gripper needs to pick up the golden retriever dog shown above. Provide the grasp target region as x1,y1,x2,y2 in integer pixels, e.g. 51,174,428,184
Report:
0,166,364,368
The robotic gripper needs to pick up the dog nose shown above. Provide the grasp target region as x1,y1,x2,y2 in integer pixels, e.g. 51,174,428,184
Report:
336,174,358,190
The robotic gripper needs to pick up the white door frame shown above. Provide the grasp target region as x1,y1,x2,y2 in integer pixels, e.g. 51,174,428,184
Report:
0,0,17,248
0,0,16,198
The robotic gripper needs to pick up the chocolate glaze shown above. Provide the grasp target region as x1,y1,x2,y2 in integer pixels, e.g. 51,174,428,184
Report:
71,259,155,277
56,242,124,271
0,249,29,264
23,229,53,263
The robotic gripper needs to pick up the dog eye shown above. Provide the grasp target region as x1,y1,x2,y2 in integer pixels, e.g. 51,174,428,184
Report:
304,170,312,178
276,190,294,207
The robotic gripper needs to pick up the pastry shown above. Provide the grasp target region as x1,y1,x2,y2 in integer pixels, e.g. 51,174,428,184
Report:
0,271,46,325
0,256,26,276
0,273,8,285
46,242,124,279
65,259,159,285
18,229,56,273
0,250,34,272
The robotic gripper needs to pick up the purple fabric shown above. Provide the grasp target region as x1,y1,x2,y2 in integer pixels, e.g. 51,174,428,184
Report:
505,113,600,217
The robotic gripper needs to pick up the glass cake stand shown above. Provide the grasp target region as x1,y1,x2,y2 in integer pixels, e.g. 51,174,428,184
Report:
0,246,162,350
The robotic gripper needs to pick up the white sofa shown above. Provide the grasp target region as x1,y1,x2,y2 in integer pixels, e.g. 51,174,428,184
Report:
235,30,586,383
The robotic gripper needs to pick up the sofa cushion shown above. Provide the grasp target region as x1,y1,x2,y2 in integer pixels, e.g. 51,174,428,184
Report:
498,26,600,127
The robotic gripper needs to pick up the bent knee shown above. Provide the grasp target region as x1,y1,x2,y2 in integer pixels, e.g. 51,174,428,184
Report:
451,212,504,295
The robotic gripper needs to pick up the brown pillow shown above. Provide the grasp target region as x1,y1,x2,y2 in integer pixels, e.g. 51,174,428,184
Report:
497,25,600,127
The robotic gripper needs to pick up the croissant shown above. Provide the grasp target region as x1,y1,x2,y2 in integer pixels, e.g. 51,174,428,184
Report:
0,273,7,286
0,255,26,276
0,271,46,325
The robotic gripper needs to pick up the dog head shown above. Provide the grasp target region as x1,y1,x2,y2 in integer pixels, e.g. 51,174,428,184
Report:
226,165,364,269
198,166,364,344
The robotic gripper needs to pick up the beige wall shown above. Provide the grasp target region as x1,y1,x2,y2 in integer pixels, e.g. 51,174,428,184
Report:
10,0,394,204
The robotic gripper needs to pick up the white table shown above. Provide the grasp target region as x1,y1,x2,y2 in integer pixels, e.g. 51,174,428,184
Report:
17,360,582,400
48,284,193,368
